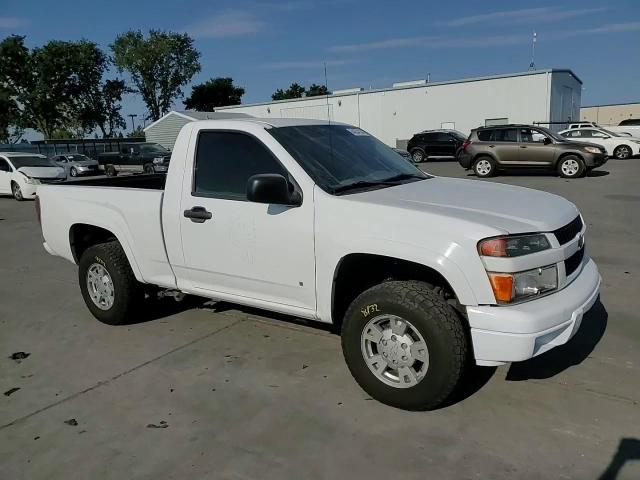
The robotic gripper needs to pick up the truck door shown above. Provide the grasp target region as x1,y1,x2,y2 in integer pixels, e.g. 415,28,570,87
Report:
176,130,317,312
0,158,12,193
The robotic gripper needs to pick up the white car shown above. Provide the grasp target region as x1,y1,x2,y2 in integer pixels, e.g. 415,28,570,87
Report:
0,153,67,201
567,122,637,137
558,127,640,159
37,119,600,410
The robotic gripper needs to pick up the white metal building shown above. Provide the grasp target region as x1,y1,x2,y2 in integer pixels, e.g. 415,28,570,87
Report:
217,69,582,147
144,110,250,149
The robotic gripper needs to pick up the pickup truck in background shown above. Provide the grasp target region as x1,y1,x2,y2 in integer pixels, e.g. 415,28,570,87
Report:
97,142,171,176
37,118,601,410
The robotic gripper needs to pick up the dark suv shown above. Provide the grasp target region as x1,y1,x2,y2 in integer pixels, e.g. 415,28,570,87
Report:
457,125,607,178
406,129,467,163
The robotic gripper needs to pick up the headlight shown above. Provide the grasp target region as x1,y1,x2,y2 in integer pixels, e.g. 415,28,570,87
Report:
487,265,558,303
21,175,39,185
478,234,551,257
583,146,601,154
631,140,640,145
153,157,164,164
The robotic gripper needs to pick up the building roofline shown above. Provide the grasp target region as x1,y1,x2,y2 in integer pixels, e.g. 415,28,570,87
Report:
143,111,197,132
216,69,582,111
581,101,640,108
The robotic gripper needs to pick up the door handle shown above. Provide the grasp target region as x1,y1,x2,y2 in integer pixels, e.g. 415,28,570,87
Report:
183,206,212,223
520,145,528,148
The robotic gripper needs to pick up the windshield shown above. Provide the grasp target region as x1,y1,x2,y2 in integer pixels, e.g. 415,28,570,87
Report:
9,156,55,168
139,144,170,154
269,125,429,194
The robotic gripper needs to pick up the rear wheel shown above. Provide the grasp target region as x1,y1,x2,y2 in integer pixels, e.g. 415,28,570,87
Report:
105,165,117,177
78,241,143,325
410,149,425,163
11,182,23,201
613,145,632,160
473,156,496,178
557,155,585,178
341,281,468,410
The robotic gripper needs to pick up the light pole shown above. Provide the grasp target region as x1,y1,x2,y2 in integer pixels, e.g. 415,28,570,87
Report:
128,114,138,133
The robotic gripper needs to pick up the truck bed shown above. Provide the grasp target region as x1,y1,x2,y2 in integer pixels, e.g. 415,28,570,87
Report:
64,173,166,190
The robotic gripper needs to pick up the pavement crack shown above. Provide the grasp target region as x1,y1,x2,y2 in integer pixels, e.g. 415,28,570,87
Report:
0,318,244,430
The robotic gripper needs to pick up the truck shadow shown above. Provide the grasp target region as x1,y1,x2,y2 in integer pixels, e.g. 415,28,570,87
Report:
505,297,607,381
599,438,640,480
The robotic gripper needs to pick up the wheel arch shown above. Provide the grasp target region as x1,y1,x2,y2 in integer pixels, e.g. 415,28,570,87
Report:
472,152,497,164
330,253,471,329
69,223,144,282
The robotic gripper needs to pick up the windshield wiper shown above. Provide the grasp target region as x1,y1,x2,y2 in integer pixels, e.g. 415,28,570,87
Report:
332,173,427,195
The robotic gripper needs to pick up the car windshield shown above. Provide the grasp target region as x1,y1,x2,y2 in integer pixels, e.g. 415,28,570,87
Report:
535,126,565,142
599,128,620,137
66,154,91,161
139,144,170,154
450,131,467,141
269,125,430,195
9,156,55,168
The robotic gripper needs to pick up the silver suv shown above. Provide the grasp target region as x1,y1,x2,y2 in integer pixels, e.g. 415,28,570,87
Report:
457,125,607,178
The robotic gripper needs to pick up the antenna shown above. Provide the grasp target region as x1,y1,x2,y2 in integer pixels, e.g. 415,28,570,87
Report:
529,31,537,70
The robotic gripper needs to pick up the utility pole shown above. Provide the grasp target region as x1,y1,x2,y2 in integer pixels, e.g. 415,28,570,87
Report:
529,31,537,70
128,114,138,133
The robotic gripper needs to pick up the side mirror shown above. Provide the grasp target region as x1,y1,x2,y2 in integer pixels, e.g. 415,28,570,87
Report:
247,174,301,206
543,137,552,145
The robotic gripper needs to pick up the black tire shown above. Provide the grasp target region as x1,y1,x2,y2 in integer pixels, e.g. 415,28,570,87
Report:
78,241,143,325
11,182,24,201
143,164,155,174
105,165,117,177
341,281,468,410
557,155,585,178
410,149,425,163
613,145,632,160
473,156,496,178
70,167,78,177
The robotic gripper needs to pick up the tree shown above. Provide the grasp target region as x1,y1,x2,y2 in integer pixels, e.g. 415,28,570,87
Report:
0,87,22,143
111,30,201,121
306,84,330,97
272,83,306,100
127,126,145,138
184,77,244,110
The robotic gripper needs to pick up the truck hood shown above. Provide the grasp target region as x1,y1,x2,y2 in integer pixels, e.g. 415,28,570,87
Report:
17,166,65,179
355,177,579,234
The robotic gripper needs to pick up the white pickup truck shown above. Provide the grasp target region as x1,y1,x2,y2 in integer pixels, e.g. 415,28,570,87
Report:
37,118,601,410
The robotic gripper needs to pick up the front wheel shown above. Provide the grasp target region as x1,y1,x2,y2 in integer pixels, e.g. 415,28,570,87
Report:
557,155,585,178
11,182,24,201
613,145,632,160
70,167,78,177
341,281,468,410
143,164,155,174
105,165,117,177
78,241,143,325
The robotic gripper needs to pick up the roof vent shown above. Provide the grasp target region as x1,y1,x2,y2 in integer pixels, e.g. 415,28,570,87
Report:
392,80,427,88
332,87,363,94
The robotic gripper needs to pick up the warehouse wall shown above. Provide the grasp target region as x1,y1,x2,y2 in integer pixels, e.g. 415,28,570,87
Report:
145,114,193,149
548,71,582,127
217,71,566,146
581,103,640,126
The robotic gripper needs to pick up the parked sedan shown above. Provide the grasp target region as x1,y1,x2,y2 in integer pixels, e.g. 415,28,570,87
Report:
558,127,640,159
0,153,66,201
51,153,100,177
406,129,467,163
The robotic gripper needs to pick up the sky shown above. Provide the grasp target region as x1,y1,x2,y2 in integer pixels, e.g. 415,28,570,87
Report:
2,0,640,134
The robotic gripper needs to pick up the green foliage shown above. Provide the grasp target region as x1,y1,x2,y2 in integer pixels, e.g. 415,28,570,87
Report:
0,35,127,139
184,77,244,110
0,86,22,143
111,30,201,121
306,84,330,97
127,126,145,138
272,82,306,100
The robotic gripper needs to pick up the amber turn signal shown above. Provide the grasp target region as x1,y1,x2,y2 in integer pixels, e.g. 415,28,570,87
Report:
487,273,514,302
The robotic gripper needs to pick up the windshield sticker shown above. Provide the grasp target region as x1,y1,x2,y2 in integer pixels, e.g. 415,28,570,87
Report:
347,128,369,136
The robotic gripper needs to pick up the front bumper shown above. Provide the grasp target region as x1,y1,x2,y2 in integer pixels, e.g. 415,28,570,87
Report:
584,152,607,167
20,182,38,198
467,258,601,366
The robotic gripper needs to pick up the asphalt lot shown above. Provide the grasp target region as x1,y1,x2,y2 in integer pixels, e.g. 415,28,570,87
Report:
1,160,639,479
